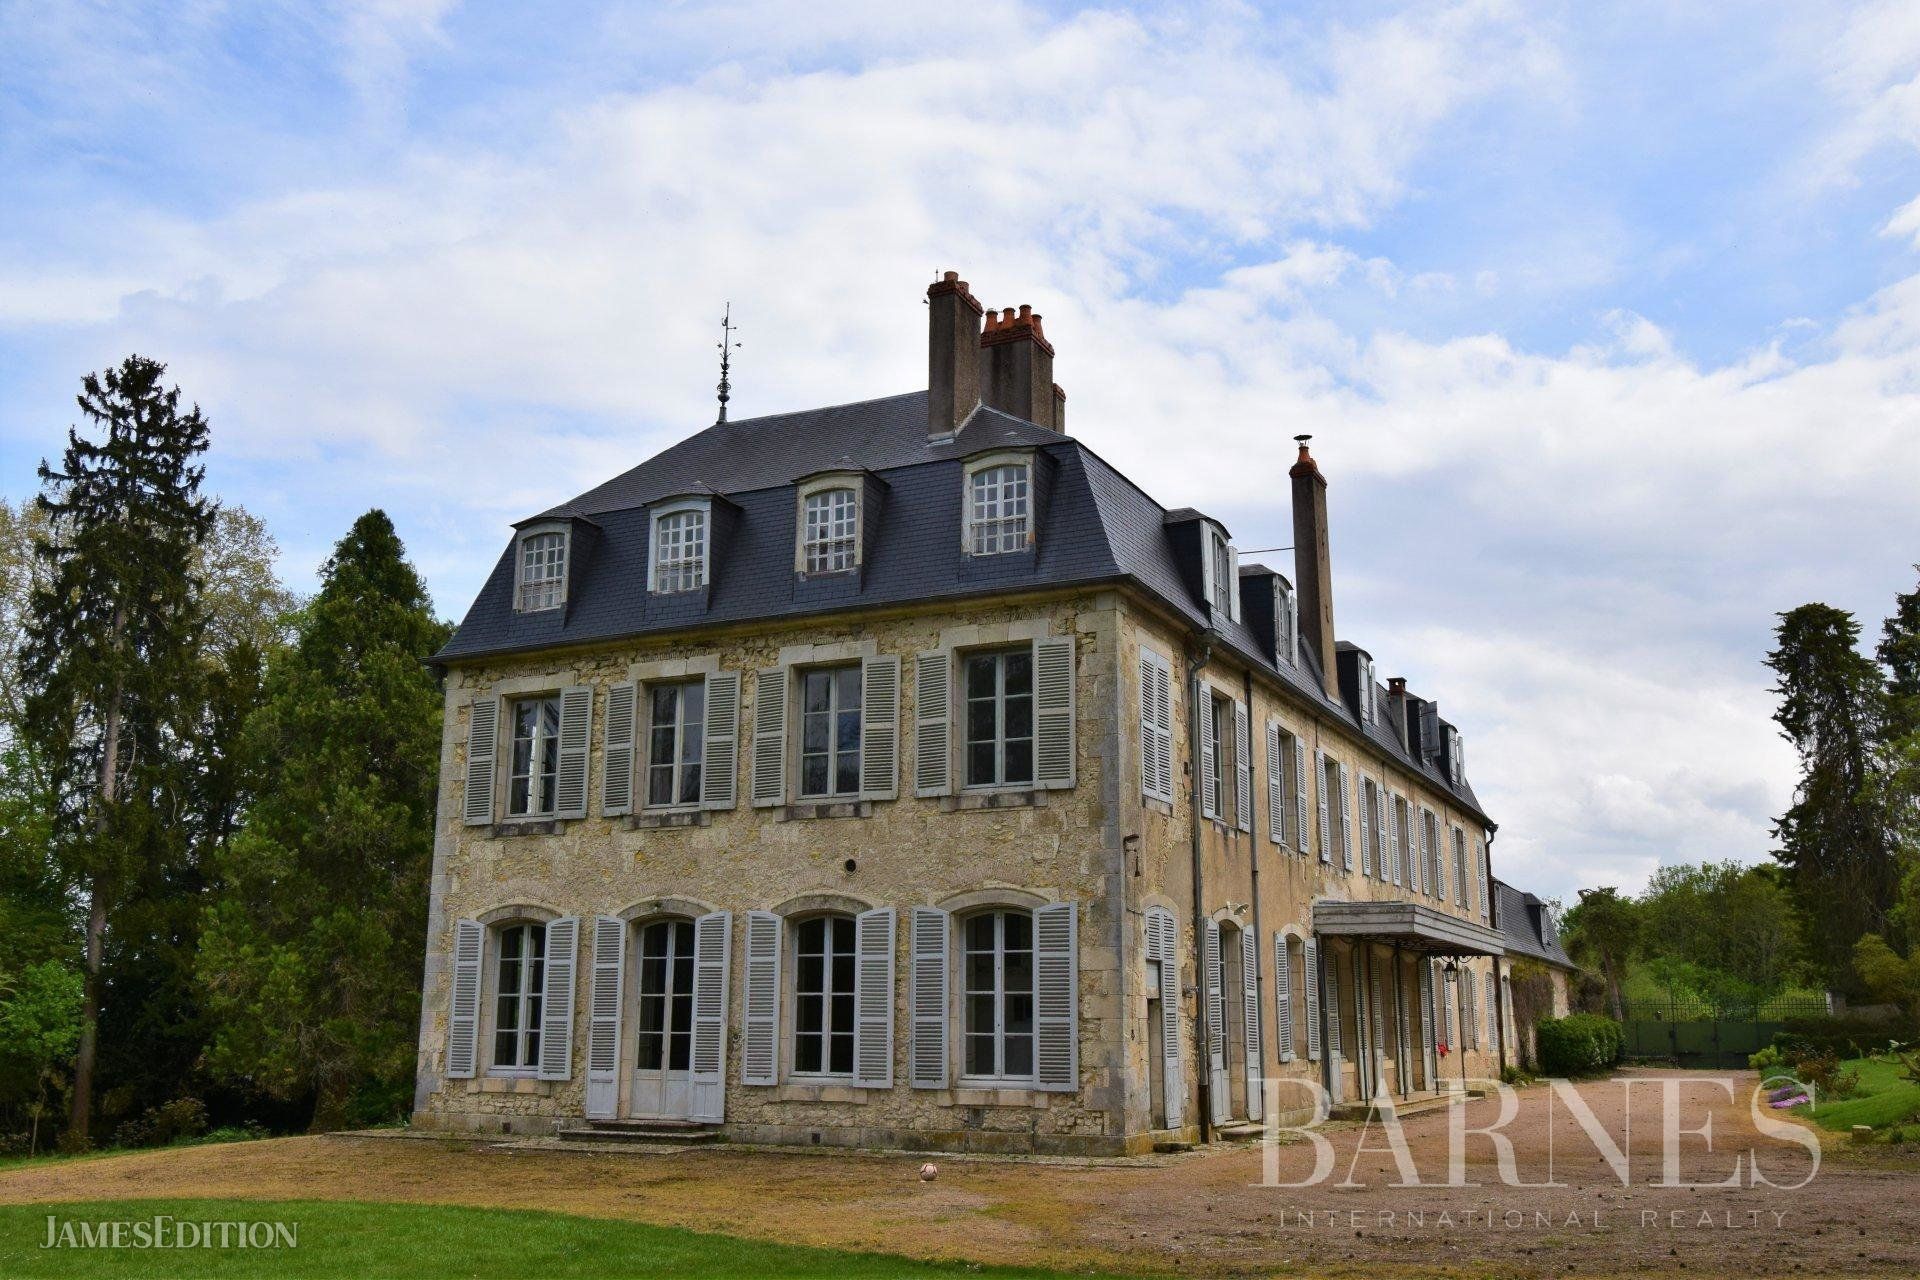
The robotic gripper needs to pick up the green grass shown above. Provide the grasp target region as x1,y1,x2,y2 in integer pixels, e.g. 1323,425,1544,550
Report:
1808,1056,1920,1132
0,1199,1122,1279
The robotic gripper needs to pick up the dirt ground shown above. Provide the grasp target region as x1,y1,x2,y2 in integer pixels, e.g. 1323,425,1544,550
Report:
1,1069,1914,1278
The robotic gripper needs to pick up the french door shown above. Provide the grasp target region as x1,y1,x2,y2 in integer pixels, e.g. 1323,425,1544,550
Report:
630,918,698,1119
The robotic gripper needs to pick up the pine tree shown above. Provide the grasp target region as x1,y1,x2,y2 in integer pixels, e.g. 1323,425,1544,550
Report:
1766,603,1900,993
1882,567,1920,747
19,356,215,1146
199,510,450,1128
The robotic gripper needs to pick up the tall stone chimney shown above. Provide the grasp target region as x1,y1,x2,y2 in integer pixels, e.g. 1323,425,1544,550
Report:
980,304,1060,431
1290,436,1339,699
927,271,982,439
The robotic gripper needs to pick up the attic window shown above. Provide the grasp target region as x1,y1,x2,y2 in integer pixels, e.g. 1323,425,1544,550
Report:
1275,580,1297,666
515,528,566,613
802,487,858,573
1201,523,1239,622
964,454,1032,556
1356,653,1374,723
1448,729,1466,786
651,501,709,594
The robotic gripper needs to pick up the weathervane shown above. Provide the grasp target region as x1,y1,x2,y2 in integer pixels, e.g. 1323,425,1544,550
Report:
715,303,742,424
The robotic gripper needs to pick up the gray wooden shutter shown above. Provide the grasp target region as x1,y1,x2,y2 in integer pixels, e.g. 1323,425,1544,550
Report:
537,916,579,1080
1315,750,1331,862
689,910,731,1121
1292,734,1308,853
1241,926,1261,1117
859,656,900,800
909,906,950,1088
1151,909,1183,1127
1408,805,1423,894
701,671,741,810
601,683,637,816
1266,723,1284,844
1034,637,1076,789
463,696,498,826
1200,694,1219,819
1233,701,1252,833
1227,544,1242,623
913,652,951,798
1370,956,1387,1077
1396,955,1412,1088
1205,920,1226,1122
1441,967,1456,1050
446,918,483,1078
1433,816,1447,901
1359,779,1375,877
585,915,625,1118
1141,652,1173,804
1388,794,1402,886
750,667,786,807
1274,934,1294,1063
1419,812,1434,897
554,687,593,821
1323,945,1342,1061
1353,951,1370,1090
1303,937,1321,1062
1479,842,1491,922
1034,902,1077,1091
1419,959,1436,1083
854,907,896,1088
741,910,781,1086
1338,762,1353,871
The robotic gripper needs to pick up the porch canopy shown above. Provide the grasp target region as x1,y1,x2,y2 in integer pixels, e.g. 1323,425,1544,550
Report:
1311,899,1507,957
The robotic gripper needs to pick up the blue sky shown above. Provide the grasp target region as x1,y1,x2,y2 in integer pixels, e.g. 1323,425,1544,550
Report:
4,0,1919,903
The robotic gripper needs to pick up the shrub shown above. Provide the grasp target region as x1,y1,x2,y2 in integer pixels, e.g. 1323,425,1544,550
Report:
1749,1044,1786,1073
111,1097,208,1150
1772,1015,1894,1063
1500,1064,1535,1086
1537,1013,1624,1076
1794,1051,1861,1101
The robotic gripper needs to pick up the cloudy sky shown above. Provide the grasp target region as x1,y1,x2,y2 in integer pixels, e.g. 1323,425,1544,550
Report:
4,0,1919,903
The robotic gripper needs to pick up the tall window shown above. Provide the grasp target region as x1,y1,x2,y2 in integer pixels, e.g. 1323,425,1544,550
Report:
792,915,856,1075
508,695,561,817
519,532,565,611
1321,755,1345,866
968,464,1029,555
1206,691,1232,822
635,918,695,1072
963,910,1034,1080
491,922,546,1071
1452,827,1469,908
646,681,706,807
1276,580,1297,665
802,488,858,574
799,667,862,798
1424,811,1442,896
1356,654,1374,723
1209,528,1234,616
1449,730,1466,785
652,509,708,593
964,649,1033,787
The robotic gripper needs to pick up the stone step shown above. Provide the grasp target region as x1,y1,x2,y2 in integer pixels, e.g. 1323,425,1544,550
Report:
1212,1121,1266,1143
1327,1092,1464,1123
554,1121,721,1145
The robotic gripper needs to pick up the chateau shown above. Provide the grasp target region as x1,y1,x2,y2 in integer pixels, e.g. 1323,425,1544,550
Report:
410,271,1571,1154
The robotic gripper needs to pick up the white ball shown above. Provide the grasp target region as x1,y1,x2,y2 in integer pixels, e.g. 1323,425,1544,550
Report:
919,1162,938,1182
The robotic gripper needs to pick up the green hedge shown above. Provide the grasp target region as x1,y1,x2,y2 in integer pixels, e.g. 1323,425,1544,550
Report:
1771,1015,1898,1064
1537,1013,1624,1076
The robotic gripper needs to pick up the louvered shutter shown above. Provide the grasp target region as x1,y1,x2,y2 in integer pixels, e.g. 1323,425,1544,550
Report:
750,667,786,807
446,919,483,1078
1454,830,1468,908
1152,910,1183,1126
1152,659,1173,803
1359,779,1374,877
1205,920,1226,1123
1370,956,1387,1078
741,911,781,1086
1441,967,1456,1051
1479,843,1491,922
1266,723,1284,844
701,671,740,809
1233,702,1252,833
1034,637,1076,789
1227,545,1242,623
1241,926,1261,1116
859,656,900,800
1419,960,1436,1083
1395,957,1412,1088
602,683,637,816
1200,693,1219,819
1293,735,1308,853
1315,750,1330,861
1141,652,1173,804
913,652,951,797
463,696,498,826
1388,794,1402,886
1433,817,1448,901
909,907,950,1088
537,916,579,1080
1469,970,1482,1050
1323,946,1343,1062
1338,763,1354,871
554,686,593,821
689,911,731,1121
855,907,896,1088
585,916,625,1117
1353,952,1370,1090
1034,902,1077,1091
1274,934,1295,1063
1303,938,1321,1062
1419,813,1434,897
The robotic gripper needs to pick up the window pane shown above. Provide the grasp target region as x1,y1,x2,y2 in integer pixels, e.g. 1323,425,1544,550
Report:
1005,652,1031,696
1002,911,1031,952
966,993,996,1038
965,655,995,699
1004,1034,1032,1077
803,671,831,714
967,1034,995,1076
834,751,860,797
1003,740,1032,784
966,742,996,787
829,1034,854,1075
1003,694,1031,739
965,699,995,744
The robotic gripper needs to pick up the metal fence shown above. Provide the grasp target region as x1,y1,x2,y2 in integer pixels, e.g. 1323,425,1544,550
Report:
1619,993,1829,1069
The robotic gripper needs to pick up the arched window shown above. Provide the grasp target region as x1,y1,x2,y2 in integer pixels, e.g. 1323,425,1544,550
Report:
962,909,1035,1081
791,914,857,1076
651,506,708,593
517,531,566,611
801,487,858,574
491,921,547,1072
967,463,1029,555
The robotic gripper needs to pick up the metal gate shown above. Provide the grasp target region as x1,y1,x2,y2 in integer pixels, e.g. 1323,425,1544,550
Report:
1620,993,1827,1068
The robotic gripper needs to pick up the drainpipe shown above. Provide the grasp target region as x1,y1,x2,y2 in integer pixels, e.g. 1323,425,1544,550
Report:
1187,636,1217,1144
1243,668,1266,1122
1488,828,1509,1076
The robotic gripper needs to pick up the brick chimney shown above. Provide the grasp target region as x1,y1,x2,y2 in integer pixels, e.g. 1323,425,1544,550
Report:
927,271,983,439
1290,436,1339,699
979,304,1061,431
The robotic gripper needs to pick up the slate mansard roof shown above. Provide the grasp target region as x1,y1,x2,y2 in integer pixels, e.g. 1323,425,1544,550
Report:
1494,879,1574,969
436,388,1492,824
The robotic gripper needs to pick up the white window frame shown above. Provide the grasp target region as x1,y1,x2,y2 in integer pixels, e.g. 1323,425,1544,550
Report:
506,693,562,818
649,498,710,594
643,679,706,810
1449,729,1465,786
1206,689,1234,826
1321,753,1345,866
1356,653,1374,723
514,524,568,613
796,664,863,800
961,646,1036,790
795,476,861,575
958,908,1037,1086
488,920,547,1076
789,912,858,1080
1275,579,1297,666
1200,522,1239,622
962,452,1033,557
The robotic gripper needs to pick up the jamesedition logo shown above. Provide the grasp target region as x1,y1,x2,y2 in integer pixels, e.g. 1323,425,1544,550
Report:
1254,1075,1823,1192
41,1214,299,1250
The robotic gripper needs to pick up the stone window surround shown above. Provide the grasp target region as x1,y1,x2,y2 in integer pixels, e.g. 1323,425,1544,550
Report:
1198,672,1242,833
960,449,1036,557
648,496,711,595
938,618,1053,801
475,673,574,832
480,912,551,1080
512,520,570,614
627,654,721,817
941,886,1058,1091
792,472,864,576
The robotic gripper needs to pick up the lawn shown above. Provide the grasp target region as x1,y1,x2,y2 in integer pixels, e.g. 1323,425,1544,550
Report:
0,1198,1119,1279
1808,1056,1920,1132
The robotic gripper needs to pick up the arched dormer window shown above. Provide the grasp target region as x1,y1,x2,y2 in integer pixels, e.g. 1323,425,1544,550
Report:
514,523,569,612
963,453,1032,556
650,499,710,594
1275,578,1297,666
795,476,861,575
1199,520,1239,623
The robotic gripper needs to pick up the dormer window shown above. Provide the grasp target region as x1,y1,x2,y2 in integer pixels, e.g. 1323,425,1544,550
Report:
651,502,709,594
1275,579,1297,666
1356,653,1374,723
1199,522,1239,622
1448,729,1466,785
516,530,566,612
966,459,1030,555
800,484,859,574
